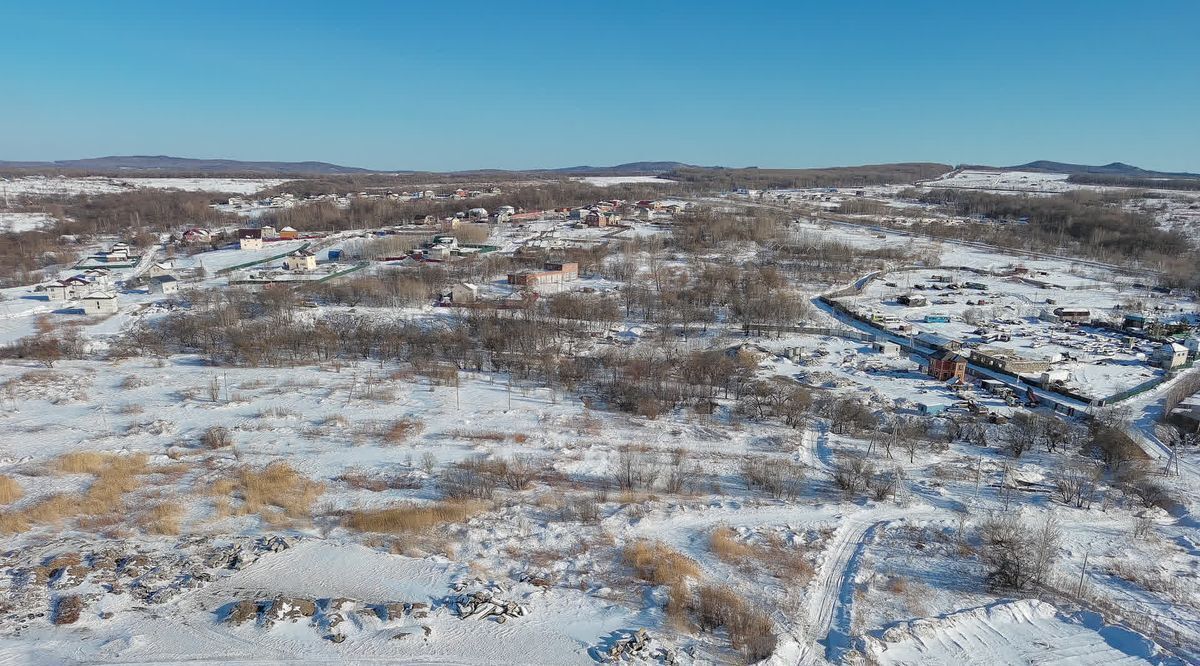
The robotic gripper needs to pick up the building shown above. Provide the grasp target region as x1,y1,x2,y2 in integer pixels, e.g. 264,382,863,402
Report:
467,207,489,221
282,249,318,271
1153,342,1189,370
1124,313,1151,330
507,261,579,288
238,228,263,250
1186,336,1200,360
1053,307,1091,324
584,210,620,227
181,228,211,244
898,294,927,307
81,292,118,315
146,261,175,279
148,275,179,295
450,282,479,304
872,340,900,357
1168,392,1200,432
278,226,299,240
928,351,967,382
968,347,1054,375
913,332,961,352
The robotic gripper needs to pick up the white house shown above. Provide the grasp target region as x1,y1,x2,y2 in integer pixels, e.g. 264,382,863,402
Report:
148,275,180,295
1154,342,1189,370
81,292,118,315
282,249,317,271
450,282,479,304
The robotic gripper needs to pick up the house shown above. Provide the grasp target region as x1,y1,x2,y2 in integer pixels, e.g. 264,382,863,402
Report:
238,228,264,250
914,332,960,352
1153,342,1189,370
181,228,211,244
81,292,118,315
968,347,1054,375
449,282,479,304
148,275,180,295
282,249,318,271
872,340,900,357
584,210,620,227
1168,392,1200,432
928,351,967,382
507,262,579,288
146,261,175,279
420,235,458,261
1185,336,1200,360
467,207,489,221
898,294,927,307
278,226,299,240
1053,307,1090,324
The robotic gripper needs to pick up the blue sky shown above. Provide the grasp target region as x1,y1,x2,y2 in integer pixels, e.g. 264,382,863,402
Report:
1,1,1197,171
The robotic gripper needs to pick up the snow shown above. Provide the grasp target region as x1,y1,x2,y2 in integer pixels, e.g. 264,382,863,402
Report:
572,176,674,186
0,211,55,232
866,599,1164,665
0,176,285,198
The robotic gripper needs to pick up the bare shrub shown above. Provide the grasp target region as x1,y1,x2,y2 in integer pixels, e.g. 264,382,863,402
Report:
979,513,1061,591
1123,478,1171,511
336,468,422,492
558,493,602,523
693,584,777,662
832,453,875,496
440,457,501,500
0,476,22,505
613,447,661,491
1052,459,1102,509
345,500,481,533
53,595,84,625
200,426,233,449
741,457,805,499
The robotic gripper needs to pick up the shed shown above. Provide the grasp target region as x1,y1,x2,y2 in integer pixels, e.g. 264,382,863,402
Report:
81,292,118,315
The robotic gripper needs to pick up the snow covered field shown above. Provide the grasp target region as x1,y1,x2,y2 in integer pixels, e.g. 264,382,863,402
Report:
0,211,55,233
0,176,284,198
573,175,675,186
921,169,1079,193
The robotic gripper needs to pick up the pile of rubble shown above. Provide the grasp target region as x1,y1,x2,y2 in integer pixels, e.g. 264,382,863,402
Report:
600,629,676,663
446,589,529,623
0,535,296,633
225,595,434,644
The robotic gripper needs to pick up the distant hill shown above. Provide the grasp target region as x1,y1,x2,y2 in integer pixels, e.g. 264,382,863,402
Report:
542,161,694,175
983,160,1200,179
0,155,372,175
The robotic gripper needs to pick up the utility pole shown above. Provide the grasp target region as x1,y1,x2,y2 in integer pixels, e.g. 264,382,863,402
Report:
1076,549,1090,597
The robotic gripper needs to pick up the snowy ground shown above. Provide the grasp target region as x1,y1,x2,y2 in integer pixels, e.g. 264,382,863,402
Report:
0,176,284,198
0,212,56,233
0,197,1197,664
572,176,675,186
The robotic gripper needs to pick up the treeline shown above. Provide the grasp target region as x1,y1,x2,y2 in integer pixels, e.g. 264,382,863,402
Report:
909,188,1188,260
665,163,951,192
1067,174,1200,191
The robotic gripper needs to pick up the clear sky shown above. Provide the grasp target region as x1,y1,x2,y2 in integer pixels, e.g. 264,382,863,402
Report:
1,1,1197,172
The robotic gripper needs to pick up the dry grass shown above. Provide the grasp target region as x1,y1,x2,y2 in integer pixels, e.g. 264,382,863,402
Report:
710,526,755,562
140,502,183,535
384,418,425,444
200,426,233,449
227,462,326,520
447,429,507,443
623,540,702,589
1,452,155,534
693,584,777,661
336,468,422,492
345,500,482,534
0,476,22,505
708,526,815,584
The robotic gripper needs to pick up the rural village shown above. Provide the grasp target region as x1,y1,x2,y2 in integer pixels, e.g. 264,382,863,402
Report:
0,163,1199,665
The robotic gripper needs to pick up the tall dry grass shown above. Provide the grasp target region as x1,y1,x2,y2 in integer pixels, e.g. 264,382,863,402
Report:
210,461,325,522
345,501,481,533
0,476,22,505
0,452,156,534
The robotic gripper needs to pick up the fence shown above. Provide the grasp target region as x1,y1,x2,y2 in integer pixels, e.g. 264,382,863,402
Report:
216,242,312,275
